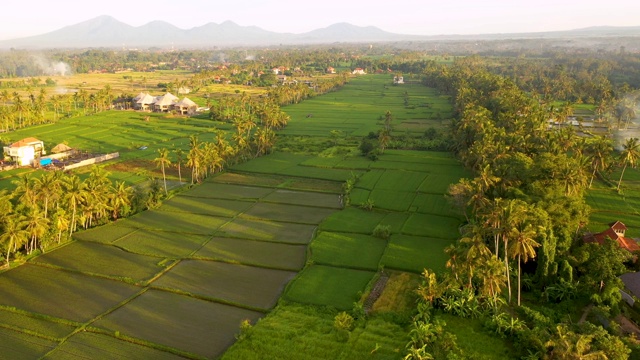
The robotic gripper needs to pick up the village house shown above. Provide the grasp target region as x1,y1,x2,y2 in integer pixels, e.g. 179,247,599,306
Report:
174,97,198,115
352,68,366,75
394,75,404,84
153,93,179,112
327,67,336,74
134,93,156,111
583,221,640,252
3,137,45,166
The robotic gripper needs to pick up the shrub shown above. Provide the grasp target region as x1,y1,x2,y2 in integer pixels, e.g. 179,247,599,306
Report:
372,224,391,240
360,199,375,211
235,319,253,340
334,311,354,331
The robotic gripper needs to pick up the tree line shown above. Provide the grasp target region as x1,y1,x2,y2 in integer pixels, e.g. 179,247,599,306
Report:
403,56,639,358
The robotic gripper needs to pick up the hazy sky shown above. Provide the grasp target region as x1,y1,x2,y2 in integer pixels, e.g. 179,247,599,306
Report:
1,0,638,41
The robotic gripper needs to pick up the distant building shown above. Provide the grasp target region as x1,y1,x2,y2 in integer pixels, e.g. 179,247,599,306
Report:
327,67,336,74
178,87,191,95
3,137,45,166
174,97,198,115
394,75,404,84
352,68,366,75
153,93,179,112
583,221,640,252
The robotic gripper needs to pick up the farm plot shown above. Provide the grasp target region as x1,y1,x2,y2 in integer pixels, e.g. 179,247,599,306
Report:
153,260,297,310
284,265,375,310
356,169,385,190
157,195,254,217
221,303,408,360
43,332,183,360
0,327,58,359
194,237,306,270
183,182,274,200
72,223,138,244
319,207,386,234
0,308,76,340
262,189,341,209
310,232,386,271
0,264,141,323
412,193,460,217
374,170,428,191
114,229,210,258
380,235,454,274
369,189,416,212
32,241,166,282
114,210,228,235
419,173,468,195
402,213,461,239
220,218,317,244
241,203,336,224
94,289,263,359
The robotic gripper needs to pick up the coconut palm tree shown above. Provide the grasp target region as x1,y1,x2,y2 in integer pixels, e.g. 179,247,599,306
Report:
62,175,86,235
174,148,184,184
109,181,133,220
24,207,49,254
509,223,540,306
32,171,61,219
154,148,171,195
0,217,28,266
617,137,640,191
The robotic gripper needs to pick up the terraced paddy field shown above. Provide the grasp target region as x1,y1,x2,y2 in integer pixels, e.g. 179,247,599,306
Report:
0,176,341,359
0,74,474,359
587,167,640,238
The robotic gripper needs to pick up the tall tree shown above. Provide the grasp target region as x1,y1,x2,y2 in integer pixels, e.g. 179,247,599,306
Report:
617,137,640,191
154,148,171,195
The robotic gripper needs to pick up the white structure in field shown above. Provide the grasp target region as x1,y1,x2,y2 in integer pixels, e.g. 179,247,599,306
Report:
394,75,404,84
3,137,45,166
352,68,366,75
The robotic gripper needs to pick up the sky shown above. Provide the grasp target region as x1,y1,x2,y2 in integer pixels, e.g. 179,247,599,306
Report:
1,0,639,41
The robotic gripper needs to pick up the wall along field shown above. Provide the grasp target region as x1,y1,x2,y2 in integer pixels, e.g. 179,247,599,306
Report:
0,74,479,358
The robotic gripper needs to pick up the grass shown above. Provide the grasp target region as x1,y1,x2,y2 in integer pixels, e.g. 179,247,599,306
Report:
194,237,307,271
311,232,387,271
0,327,58,359
32,241,167,282
371,271,421,314
0,264,141,322
380,235,454,274
113,229,210,258
438,313,516,359
374,170,429,192
183,182,275,200
284,265,375,310
262,189,341,208
114,210,229,235
0,308,76,340
72,224,138,244
241,202,336,224
369,189,417,212
319,207,387,234
94,289,263,359
221,303,408,360
157,195,254,217
42,331,184,360
220,218,317,244
402,213,461,239
152,260,297,310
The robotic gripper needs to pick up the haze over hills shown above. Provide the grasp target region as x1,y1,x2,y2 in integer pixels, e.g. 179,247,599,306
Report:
0,15,639,49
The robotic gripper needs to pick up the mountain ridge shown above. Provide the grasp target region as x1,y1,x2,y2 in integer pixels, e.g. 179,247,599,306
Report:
1,15,639,49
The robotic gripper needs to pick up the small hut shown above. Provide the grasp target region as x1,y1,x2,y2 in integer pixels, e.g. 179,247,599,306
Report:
51,143,73,154
135,93,156,111
174,97,198,115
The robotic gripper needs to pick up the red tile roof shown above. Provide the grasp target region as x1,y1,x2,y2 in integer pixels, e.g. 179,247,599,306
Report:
584,221,640,252
9,137,42,148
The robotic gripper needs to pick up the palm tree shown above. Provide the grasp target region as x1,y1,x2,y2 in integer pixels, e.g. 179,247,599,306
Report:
32,171,61,219
24,208,49,254
0,217,28,266
174,148,184,184
109,181,132,220
586,136,613,188
617,137,640,191
62,175,86,235
154,148,171,195
502,199,527,303
509,223,540,306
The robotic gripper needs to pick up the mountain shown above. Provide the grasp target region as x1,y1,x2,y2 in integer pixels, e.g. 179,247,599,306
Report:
0,16,412,49
0,16,639,50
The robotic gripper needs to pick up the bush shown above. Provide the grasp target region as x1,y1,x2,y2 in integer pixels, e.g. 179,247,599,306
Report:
235,319,253,340
334,311,354,331
373,224,391,240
